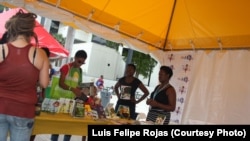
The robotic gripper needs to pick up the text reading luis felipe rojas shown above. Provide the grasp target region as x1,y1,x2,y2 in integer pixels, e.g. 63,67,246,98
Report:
89,127,247,139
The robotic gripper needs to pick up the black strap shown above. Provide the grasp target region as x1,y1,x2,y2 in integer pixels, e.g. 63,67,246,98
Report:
79,68,83,85
32,48,37,64
2,44,5,60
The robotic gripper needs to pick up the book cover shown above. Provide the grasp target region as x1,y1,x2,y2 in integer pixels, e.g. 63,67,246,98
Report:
91,110,98,120
67,99,75,114
51,99,60,113
41,98,60,113
79,82,94,96
41,98,51,112
92,105,106,119
72,99,85,117
57,98,71,113
117,105,130,119
105,103,116,118
155,114,166,125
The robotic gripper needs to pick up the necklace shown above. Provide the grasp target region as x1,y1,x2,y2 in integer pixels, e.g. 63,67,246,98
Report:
153,83,169,100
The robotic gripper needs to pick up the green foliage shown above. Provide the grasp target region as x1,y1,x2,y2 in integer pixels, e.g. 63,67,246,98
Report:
52,33,65,45
123,49,157,79
106,40,119,50
52,32,156,80
92,34,157,79
92,34,120,50
0,5,5,12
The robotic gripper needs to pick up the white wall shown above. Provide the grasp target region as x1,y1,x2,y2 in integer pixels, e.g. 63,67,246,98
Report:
74,29,92,42
58,24,91,43
55,21,160,88
87,43,125,80
71,42,125,81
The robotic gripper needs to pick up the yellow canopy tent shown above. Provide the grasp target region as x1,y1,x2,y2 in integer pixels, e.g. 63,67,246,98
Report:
1,0,250,52
2,0,250,125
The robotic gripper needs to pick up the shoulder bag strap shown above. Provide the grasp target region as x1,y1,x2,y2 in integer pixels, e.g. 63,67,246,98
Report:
32,47,37,64
2,44,5,60
67,63,71,75
79,67,82,84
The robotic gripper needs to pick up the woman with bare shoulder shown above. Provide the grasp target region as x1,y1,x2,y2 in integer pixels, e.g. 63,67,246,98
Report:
0,9,49,141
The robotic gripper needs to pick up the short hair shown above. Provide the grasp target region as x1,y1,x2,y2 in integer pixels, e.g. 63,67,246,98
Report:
127,63,136,70
160,66,173,78
75,50,87,59
41,47,50,57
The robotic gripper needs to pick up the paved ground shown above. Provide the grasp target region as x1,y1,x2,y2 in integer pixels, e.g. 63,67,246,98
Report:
33,135,83,141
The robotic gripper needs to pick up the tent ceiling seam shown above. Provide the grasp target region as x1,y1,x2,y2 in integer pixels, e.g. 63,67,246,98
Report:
166,47,250,51
163,0,176,51
184,0,197,51
33,0,250,52
40,1,165,50
55,0,61,8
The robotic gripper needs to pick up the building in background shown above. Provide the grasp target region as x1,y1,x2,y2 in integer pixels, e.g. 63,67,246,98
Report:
38,16,159,88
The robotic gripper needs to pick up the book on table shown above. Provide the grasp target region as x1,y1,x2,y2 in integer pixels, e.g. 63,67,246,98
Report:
72,99,85,117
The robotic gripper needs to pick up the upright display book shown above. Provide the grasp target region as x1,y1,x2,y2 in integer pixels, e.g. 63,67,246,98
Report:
105,103,116,118
79,82,94,96
91,105,106,119
72,99,85,117
57,98,75,114
117,105,130,119
155,114,166,125
41,98,75,114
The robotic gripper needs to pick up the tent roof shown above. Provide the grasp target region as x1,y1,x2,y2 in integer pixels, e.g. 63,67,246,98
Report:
1,0,250,53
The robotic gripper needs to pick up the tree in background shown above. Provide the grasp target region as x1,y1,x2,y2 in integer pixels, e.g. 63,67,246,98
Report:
92,34,158,81
0,5,6,13
52,33,65,45
122,48,157,80
52,31,157,83
106,40,119,50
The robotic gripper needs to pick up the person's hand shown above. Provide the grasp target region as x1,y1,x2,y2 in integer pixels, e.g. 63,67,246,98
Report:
146,98,158,107
72,87,82,97
146,98,152,105
131,97,136,104
117,93,121,99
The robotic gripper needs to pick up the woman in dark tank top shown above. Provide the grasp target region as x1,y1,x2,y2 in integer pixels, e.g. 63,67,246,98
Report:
0,9,49,141
146,66,176,125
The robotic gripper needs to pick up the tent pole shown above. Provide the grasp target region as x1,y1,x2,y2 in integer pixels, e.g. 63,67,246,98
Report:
124,48,133,76
62,26,75,65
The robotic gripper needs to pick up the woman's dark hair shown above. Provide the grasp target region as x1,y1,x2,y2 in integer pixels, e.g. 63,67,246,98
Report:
5,9,38,46
160,66,173,78
0,32,8,44
41,47,50,57
127,63,136,70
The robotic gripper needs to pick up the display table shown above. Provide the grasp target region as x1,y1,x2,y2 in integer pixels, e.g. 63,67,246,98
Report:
32,112,112,136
